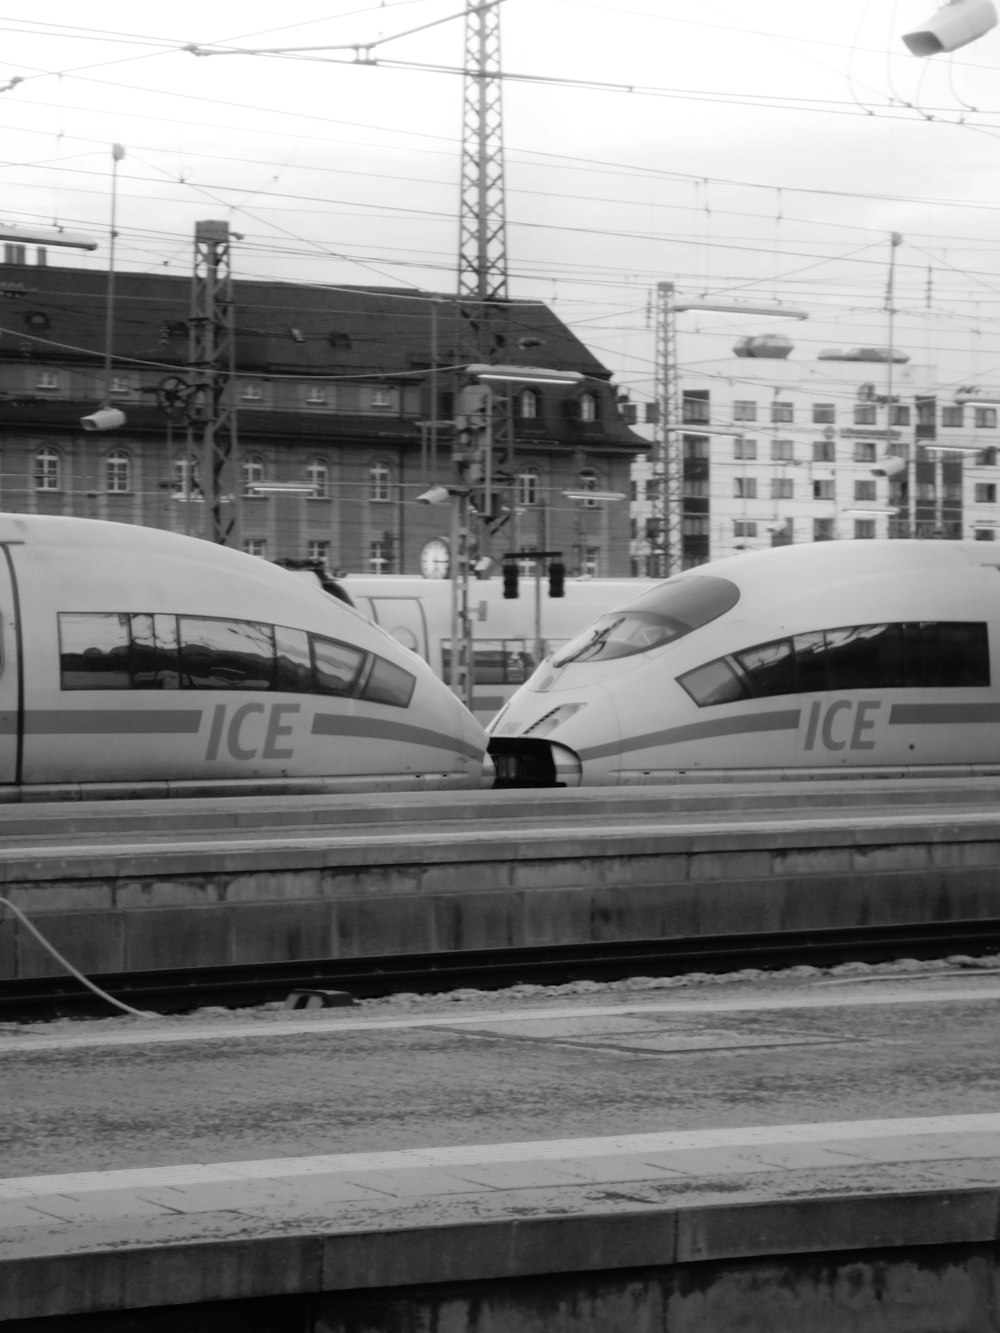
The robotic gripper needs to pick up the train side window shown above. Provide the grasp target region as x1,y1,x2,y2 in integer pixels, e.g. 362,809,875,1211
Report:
735,638,795,697
360,654,416,708
130,613,181,689
311,634,365,695
275,625,314,693
822,624,902,691
792,630,829,693
678,658,748,707
179,617,276,690
59,612,132,689
905,622,989,687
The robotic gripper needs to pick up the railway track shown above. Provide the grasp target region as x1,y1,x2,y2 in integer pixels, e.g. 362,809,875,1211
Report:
4,919,1000,1021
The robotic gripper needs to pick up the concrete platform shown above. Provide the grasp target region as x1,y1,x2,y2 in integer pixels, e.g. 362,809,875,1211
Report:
4,982,1000,1330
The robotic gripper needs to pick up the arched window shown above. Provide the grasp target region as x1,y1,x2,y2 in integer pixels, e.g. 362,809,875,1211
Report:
369,461,391,502
173,456,199,496
35,447,61,492
516,470,539,507
106,449,131,494
242,454,265,494
579,392,598,423
518,389,539,420
307,456,329,499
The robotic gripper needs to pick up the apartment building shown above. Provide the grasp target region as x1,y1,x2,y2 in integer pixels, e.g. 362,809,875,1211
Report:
631,335,999,573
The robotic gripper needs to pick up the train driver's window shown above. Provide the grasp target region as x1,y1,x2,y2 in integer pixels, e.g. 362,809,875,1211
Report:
179,618,276,690
311,635,365,695
59,612,132,689
360,655,416,708
678,658,748,707
735,638,795,697
275,626,314,693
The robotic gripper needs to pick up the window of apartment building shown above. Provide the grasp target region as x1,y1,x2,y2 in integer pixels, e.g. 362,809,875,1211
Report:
307,540,330,564
582,546,601,577
370,387,393,411
682,390,709,424
975,483,997,504
733,521,757,538
771,477,793,500
770,401,794,423
109,376,133,397
733,400,757,422
516,470,539,506
942,405,964,427
854,479,876,502
243,539,266,558
579,392,598,422
35,370,58,392
975,408,998,429
105,450,131,494
242,455,265,493
304,386,328,407
519,389,539,419
813,440,836,463
975,529,997,541
978,448,998,466
735,477,757,499
369,461,391,502
853,441,877,463
812,403,836,424
307,457,329,499
917,481,938,503
683,436,709,460
240,383,263,403
35,447,61,491
813,479,835,501
682,516,709,536
369,540,391,574
854,520,876,539
892,405,911,426
771,439,794,462
172,457,198,495
578,470,599,508
813,518,835,541
683,478,709,497
854,404,876,426
734,437,756,460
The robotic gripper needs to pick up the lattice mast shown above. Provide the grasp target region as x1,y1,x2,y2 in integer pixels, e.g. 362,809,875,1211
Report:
457,0,509,358
188,220,239,545
653,281,681,577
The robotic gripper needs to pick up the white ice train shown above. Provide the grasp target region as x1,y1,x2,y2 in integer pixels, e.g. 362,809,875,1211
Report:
0,514,488,795
487,539,1000,787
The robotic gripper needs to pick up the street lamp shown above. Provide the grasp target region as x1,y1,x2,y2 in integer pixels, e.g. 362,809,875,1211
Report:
418,483,474,710
0,224,97,252
80,144,127,432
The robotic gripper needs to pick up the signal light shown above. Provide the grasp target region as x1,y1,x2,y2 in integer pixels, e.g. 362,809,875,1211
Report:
503,563,519,599
548,561,565,598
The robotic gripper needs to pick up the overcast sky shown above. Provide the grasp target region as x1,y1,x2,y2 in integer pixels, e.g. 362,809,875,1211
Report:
4,0,1000,413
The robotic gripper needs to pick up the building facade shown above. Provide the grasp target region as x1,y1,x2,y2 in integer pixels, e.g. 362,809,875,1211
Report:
631,336,998,573
0,258,644,577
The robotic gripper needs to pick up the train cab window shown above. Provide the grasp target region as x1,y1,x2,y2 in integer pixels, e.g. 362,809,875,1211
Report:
552,575,739,667
130,614,181,689
360,655,416,708
179,618,276,690
311,635,365,695
678,658,748,707
59,613,132,689
735,638,795,697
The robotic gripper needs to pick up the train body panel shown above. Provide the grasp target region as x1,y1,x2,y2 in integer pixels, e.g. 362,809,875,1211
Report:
488,540,1000,787
0,515,488,794
338,574,653,722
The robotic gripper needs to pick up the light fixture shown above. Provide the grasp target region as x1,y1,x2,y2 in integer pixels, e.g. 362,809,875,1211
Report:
247,482,318,496
919,443,988,454
466,363,584,386
902,0,997,55
0,224,97,251
562,490,627,502
842,507,900,516
671,298,809,319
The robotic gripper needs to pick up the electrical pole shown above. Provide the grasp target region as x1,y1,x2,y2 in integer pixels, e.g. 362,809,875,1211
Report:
188,219,239,546
652,281,681,577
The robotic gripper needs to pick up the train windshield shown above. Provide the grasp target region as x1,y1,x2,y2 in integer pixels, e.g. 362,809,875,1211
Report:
550,575,740,667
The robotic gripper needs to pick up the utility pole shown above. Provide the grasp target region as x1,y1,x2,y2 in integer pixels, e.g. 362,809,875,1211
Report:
652,281,680,578
187,220,239,546
457,0,508,362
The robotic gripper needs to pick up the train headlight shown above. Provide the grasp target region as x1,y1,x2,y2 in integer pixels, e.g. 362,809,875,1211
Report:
522,703,587,739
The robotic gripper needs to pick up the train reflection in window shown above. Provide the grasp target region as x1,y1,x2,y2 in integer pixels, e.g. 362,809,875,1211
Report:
679,622,990,708
58,611,415,708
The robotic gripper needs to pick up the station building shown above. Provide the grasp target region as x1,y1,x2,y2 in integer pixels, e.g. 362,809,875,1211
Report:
0,253,645,578
630,333,999,573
